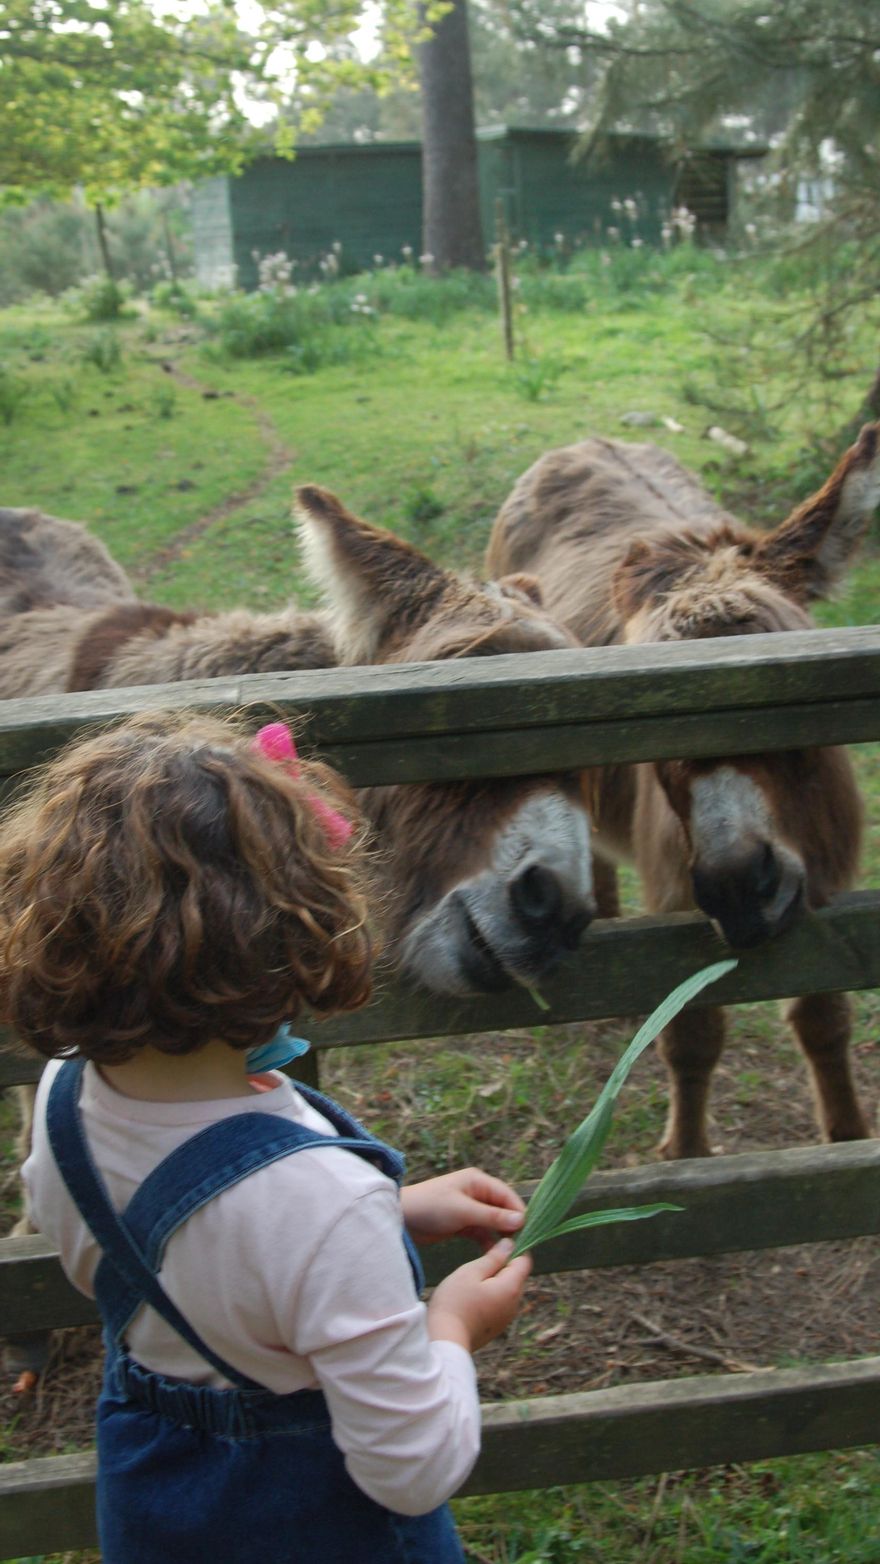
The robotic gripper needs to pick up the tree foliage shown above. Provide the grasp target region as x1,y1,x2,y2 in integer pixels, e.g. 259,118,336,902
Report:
0,0,429,202
503,0,875,157
293,0,598,145
508,0,880,432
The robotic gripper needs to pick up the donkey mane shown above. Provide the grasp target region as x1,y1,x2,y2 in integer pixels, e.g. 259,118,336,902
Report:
613,523,813,641
68,603,201,690
81,602,338,689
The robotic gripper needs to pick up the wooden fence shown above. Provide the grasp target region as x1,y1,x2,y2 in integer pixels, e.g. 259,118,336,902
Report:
0,623,878,1558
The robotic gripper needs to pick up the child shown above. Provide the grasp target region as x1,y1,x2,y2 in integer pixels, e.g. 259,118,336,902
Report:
0,711,532,1564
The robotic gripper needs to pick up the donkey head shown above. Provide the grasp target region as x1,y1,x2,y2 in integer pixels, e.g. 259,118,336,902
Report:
296,486,595,995
612,424,879,948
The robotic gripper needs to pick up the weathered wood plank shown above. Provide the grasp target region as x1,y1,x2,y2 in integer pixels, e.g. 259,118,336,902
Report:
4,1142,879,1335
465,1356,880,1494
0,1234,100,1334
0,627,878,785
2,1357,878,1556
307,892,880,1047
307,697,880,786
0,1450,98,1557
1,893,878,1080
422,1139,880,1283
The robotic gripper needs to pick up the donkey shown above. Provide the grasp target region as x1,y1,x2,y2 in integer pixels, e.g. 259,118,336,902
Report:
0,492,595,1000
487,423,880,1158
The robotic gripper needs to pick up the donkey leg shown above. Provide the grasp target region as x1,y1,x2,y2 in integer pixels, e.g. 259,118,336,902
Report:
593,854,621,919
657,1004,726,1159
784,991,869,1142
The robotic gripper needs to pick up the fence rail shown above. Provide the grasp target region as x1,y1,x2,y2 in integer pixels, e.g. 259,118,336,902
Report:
0,625,878,1558
0,626,879,786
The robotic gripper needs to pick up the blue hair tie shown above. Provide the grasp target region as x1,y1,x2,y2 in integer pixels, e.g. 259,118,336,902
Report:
246,1025,311,1074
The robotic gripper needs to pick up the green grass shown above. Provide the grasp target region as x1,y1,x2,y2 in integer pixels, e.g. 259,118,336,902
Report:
1,255,879,1562
3,254,878,607
454,1450,880,1561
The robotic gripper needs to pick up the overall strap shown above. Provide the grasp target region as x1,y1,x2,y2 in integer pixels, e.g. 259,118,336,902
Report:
47,1059,264,1388
46,1059,423,1386
295,1082,406,1175
121,1108,406,1271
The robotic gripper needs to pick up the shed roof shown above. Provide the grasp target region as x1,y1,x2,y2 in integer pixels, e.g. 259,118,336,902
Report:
274,123,767,159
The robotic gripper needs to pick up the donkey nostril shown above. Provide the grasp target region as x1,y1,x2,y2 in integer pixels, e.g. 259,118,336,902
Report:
754,842,781,902
509,863,563,927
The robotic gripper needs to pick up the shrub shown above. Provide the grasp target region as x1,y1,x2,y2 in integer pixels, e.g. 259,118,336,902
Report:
72,275,133,322
0,364,29,425
510,355,565,402
80,328,122,373
357,266,495,324
0,201,88,304
401,485,445,525
206,287,381,373
47,374,78,414
150,280,199,319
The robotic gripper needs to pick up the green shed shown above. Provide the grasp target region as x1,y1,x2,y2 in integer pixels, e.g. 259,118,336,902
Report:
193,126,760,290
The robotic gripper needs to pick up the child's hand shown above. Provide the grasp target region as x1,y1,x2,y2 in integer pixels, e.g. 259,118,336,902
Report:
401,1168,525,1250
427,1239,532,1353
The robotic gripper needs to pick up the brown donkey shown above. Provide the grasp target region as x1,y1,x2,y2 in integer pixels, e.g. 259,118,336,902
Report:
488,424,880,1157
0,491,595,1000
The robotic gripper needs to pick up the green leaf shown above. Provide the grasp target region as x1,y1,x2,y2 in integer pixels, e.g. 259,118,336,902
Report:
532,1203,684,1246
510,959,737,1258
525,985,551,1013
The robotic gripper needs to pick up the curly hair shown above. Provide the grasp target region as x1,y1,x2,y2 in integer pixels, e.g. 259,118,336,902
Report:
0,711,373,1063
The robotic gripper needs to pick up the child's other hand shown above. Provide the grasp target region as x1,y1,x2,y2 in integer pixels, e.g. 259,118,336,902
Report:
401,1168,525,1250
427,1240,532,1353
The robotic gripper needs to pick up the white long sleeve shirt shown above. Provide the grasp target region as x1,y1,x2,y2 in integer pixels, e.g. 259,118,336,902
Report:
23,1059,480,1516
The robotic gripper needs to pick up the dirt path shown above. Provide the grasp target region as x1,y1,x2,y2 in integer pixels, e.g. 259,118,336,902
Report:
133,356,295,586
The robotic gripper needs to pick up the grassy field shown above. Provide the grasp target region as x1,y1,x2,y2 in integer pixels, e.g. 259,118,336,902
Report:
1,252,879,1563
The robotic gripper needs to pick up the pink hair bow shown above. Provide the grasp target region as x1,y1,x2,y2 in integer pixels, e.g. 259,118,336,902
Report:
251,722,353,850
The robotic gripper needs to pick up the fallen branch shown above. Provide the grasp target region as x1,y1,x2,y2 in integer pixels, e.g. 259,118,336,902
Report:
630,1311,763,1374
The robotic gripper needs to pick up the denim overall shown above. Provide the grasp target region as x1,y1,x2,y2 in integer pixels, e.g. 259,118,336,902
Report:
46,1059,467,1564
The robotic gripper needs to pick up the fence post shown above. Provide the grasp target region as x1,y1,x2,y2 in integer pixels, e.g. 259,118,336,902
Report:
494,197,515,362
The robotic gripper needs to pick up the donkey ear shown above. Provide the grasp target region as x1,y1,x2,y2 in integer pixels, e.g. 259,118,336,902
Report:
756,423,880,600
294,486,448,664
496,571,544,607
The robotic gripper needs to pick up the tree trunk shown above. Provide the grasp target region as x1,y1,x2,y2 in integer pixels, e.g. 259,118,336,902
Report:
161,209,179,283
94,204,114,280
419,0,485,273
